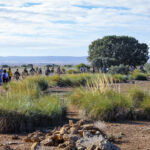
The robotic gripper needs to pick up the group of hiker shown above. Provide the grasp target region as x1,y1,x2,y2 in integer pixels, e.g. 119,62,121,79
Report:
0,68,21,85
0,66,65,85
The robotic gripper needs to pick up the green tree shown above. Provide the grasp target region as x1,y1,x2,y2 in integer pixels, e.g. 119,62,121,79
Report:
88,35,149,68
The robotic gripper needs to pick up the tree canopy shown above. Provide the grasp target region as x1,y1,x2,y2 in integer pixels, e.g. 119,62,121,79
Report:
88,35,149,68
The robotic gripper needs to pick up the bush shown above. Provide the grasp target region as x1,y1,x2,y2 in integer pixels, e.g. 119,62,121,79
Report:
132,70,148,80
37,78,49,91
108,64,129,74
67,69,79,74
128,88,147,107
112,74,128,83
70,76,132,121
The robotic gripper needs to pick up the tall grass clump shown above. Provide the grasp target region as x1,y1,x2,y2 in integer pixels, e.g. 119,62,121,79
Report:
70,75,132,121
0,76,66,133
127,87,150,119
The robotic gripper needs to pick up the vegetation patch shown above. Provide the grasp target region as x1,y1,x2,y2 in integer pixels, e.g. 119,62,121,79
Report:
0,76,66,133
70,76,150,121
132,70,148,80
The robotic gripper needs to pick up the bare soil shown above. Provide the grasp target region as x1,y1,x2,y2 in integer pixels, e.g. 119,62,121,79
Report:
106,121,150,150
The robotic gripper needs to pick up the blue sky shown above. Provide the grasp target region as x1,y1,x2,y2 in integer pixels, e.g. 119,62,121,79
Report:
0,0,149,56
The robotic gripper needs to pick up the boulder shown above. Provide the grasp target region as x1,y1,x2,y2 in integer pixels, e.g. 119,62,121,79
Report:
70,127,78,134
58,143,67,148
82,124,94,130
40,138,54,146
31,136,40,143
31,142,39,150
87,145,97,150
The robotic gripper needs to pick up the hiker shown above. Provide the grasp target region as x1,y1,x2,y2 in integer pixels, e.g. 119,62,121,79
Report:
57,66,61,74
14,69,20,80
84,67,87,73
45,67,50,76
22,68,28,78
50,67,54,76
30,67,35,76
35,67,39,75
3,70,9,83
0,68,3,85
8,67,13,81
80,67,84,73
92,67,95,73
38,68,42,75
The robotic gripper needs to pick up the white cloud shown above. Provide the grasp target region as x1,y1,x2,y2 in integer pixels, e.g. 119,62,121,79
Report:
0,0,149,56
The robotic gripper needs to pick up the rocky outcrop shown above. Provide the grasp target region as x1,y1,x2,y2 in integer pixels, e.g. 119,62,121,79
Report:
23,120,120,150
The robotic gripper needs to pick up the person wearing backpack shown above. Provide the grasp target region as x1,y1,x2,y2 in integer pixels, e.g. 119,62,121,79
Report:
14,69,20,80
8,67,13,81
0,68,3,85
3,70,8,83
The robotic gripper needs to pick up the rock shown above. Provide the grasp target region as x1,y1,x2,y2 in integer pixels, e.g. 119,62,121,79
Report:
65,144,77,150
60,127,68,134
31,136,40,143
63,134,70,141
23,137,32,142
40,138,54,146
70,135,80,142
95,147,101,150
31,142,39,150
58,143,67,148
69,120,74,126
87,145,97,150
51,134,63,142
100,140,120,150
70,127,78,134
77,120,85,126
77,146,86,150
11,135,19,140
78,130,84,137
83,131,93,138
82,124,94,130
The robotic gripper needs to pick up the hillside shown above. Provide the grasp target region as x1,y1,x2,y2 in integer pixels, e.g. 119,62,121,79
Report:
0,56,88,65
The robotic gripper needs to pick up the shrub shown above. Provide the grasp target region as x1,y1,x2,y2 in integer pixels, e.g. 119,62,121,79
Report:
108,64,129,74
67,69,79,74
128,88,147,107
37,78,49,91
70,76,132,121
112,74,128,83
132,70,148,80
